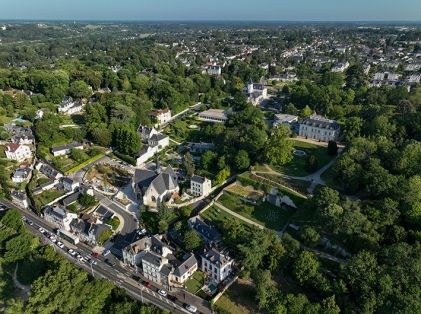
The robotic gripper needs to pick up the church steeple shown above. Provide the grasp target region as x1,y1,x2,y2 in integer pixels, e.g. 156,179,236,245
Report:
155,152,161,174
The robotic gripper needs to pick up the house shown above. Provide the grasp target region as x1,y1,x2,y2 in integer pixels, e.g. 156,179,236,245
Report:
51,142,84,157
11,133,35,145
58,96,83,115
370,72,401,87
122,235,197,289
331,61,350,73
207,65,222,76
136,126,170,166
12,167,31,184
5,143,32,162
43,206,77,231
32,180,58,195
273,114,299,127
35,160,63,180
188,216,221,246
243,79,268,105
11,190,29,209
299,113,340,142
171,253,198,285
190,175,212,197
70,218,111,246
149,109,172,126
35,108,51,120
133,157,179,208
198,109,229,123
201,247,234,284
60,177,79,192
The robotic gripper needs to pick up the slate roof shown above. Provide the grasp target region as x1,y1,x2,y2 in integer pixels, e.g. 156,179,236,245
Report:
301,114,340,130
173,253,198,277
51,142,83,153
134,165,178,195
44,206,66,220
202,248,232,267
191,175,207,184
188,216,221,244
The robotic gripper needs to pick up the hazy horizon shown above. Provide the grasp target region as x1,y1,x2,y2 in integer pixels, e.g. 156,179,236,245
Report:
1,0,420,22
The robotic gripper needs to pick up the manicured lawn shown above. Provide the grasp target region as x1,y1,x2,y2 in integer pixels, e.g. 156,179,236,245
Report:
200,205,253,228
256,172,310,197
275,140,334,177
185,271,205,294
218,193,296,230
34,190,65,208
214,278,258,314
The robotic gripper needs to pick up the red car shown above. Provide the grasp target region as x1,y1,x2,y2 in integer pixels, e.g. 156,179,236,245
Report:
142,281,152,288
91,252,99,257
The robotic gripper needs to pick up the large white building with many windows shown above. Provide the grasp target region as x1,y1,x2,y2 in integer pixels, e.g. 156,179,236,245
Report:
201,248,234,284
190,175,212,197
299,114,340,142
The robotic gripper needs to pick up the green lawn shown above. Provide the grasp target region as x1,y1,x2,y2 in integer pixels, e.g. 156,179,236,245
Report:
164,117,211,143
214,279,258,314
34,190,65,208
275,140,334,177
185,271,205,294
218,193,296,230
200,205,253,228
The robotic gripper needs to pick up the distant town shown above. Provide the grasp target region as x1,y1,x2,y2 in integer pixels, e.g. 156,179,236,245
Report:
0,21,420,314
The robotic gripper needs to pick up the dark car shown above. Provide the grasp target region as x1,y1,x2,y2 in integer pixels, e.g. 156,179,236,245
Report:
131,275,141,281
168,295,177,302
104,259,116,267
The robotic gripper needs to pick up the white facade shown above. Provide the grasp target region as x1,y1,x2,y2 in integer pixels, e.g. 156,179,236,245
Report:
5,144,32,162
149,109,172,126
207,65,222,76
299,114,340,142
190,175,212,197
201,248,233,284
198,109,228,123
243,81,268,106
52,143,84,157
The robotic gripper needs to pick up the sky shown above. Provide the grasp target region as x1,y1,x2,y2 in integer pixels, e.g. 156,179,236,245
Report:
0,0,420,22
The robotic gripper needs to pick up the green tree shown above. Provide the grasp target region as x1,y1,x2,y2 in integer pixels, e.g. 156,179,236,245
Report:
215,167,230,185
327,141,338,156
182,230,203,252
183,153,195,178
0,209,23,232
300,227,321,247
69,80,92,99
305,154,319,173
5,233,39,262
234,150,250,171
201,151,217,170
293,251,320,285
265,124,293,166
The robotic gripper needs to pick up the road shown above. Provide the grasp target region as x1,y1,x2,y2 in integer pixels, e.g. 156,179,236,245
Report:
0,199,196,314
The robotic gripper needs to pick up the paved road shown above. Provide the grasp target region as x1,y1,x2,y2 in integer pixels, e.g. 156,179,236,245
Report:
0,199,196,314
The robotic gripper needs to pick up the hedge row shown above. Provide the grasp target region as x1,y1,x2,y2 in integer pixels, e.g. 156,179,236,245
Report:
113,151,136,166
65,153,105,175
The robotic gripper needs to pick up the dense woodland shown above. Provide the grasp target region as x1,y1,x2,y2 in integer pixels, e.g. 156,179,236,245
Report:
0,23,420,313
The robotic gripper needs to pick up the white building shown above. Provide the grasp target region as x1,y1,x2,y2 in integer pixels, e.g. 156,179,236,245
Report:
5,143,32,162
12,167,31,184
331,61,350,73
149,109,172,126
370,72,401,87
60,177,79,192
299,114,340,142
198,109,229,123
207,65,222,76
190,175,212,197
201,248,234,284
51,142,84,157
43,206,77,231
136,126,170,166
11,191,29,209
243,80,268,106
273,114,298,127
57,96,83,115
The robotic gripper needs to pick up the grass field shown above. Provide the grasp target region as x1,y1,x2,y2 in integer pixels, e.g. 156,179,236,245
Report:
185,271,205,294
200,205,253,228
34,190,65,208
214,279,258,314
275,140,334,177
218,192,295,230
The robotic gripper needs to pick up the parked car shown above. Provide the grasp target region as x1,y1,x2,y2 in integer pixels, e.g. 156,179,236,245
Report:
131,275,141,281
91,252,99,257
68,249,75,255
142,281,152,288
158,289,167,297
89,259,97,265
57,242,65,249
26,219,34,226
104,259,116,267
168,295,177,302
38,227,45,233
185,304,197,313
103,250,111,256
